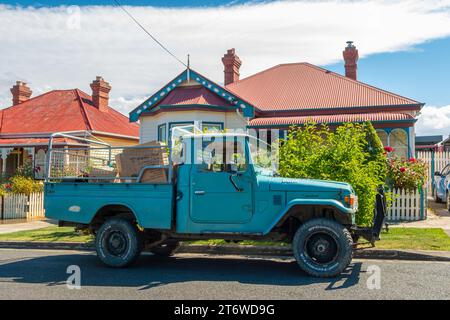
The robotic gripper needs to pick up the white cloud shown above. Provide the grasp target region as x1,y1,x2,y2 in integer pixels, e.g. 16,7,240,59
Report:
1,0,450,133
416,105,450,136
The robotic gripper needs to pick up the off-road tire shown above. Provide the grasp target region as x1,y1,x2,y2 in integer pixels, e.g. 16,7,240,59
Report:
150,240,180,257
292,218,353,278
95,217,143,268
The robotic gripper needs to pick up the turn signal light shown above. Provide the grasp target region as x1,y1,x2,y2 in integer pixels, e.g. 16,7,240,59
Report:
344,195,355,207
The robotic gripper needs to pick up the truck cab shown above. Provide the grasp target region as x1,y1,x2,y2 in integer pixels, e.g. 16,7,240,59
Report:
44,128,383,277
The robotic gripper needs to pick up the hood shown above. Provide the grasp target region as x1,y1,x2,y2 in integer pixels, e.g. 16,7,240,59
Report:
268,177,354,193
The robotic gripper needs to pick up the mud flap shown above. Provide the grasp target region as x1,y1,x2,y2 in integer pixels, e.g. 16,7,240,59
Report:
353,186,386,245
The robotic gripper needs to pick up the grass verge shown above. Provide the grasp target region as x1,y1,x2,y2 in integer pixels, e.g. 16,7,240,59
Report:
0,226,93,243
0,226,449,251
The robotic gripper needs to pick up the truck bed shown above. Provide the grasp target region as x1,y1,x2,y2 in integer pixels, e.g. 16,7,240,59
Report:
44,182,174,229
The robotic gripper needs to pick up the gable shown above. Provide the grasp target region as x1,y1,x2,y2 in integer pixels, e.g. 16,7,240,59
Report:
129,68,255,122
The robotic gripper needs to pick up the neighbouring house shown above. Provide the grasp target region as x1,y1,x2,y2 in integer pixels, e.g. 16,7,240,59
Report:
130,42,424,159
0,77,139,179
415,135,443,151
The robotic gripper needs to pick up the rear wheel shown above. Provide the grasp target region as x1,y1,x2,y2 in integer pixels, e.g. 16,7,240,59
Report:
150,240,180,257
95,217,143,268
292,218,353,278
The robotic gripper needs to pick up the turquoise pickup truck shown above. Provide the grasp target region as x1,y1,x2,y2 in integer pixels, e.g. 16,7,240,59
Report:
44,128,384,277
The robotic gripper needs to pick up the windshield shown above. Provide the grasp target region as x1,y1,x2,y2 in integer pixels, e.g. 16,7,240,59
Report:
248,136,278,175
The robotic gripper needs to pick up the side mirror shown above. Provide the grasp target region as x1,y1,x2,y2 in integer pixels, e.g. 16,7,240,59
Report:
434,171,441,176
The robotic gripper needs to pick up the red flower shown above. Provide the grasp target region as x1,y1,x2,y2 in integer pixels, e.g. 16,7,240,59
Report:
384,146,394,153
409,157,416,163
400,167,406,172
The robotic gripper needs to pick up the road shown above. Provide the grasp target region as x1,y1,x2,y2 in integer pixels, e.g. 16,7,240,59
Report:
0,248,449,300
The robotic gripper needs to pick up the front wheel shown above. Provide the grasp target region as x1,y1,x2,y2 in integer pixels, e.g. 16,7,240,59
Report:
292,218,353,278
95,218,143,268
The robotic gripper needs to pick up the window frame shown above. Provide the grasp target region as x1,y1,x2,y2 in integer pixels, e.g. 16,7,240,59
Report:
157,123,167,143
202,121,224,132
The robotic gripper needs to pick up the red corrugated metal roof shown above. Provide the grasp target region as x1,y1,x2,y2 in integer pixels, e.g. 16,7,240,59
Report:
227,63,422,111
249,112,414,127
0,89,139,138
156,85,234,107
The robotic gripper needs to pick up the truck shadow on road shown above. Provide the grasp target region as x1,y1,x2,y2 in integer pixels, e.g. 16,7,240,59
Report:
0,252,363,290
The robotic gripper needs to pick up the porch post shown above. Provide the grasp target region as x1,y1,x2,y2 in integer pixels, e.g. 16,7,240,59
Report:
0,148,13,178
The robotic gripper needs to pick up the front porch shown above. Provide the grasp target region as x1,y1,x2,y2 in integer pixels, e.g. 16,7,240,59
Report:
0,147,46,181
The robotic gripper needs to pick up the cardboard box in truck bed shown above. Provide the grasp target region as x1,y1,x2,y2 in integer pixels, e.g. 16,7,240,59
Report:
116,141,169,183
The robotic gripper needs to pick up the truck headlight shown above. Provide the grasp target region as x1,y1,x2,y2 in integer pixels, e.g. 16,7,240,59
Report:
344,194,358,209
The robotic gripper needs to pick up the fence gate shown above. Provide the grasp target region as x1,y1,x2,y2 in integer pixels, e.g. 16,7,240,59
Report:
416,150,450,197
0,192,45,220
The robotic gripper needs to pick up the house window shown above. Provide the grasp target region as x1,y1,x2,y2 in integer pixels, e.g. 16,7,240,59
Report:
168,122,195,143
158,124,167,143
202,122,223,133
376,130,388,147
390,129,408,159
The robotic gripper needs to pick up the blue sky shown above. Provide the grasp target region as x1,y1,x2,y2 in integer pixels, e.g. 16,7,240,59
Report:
325,38,450,107
1,0,450,136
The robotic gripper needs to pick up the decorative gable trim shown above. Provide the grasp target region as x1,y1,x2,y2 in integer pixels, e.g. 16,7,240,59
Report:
129,69,255,122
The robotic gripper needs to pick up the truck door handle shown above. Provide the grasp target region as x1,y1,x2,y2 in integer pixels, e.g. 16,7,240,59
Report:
194,190,206,195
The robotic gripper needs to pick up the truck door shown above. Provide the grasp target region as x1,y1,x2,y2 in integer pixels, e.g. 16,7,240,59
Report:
190,136,253,224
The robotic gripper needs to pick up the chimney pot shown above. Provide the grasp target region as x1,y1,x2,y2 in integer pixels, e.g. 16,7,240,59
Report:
343,41,359,81
90,76,111,112
222,48,242,86
10,81,32,106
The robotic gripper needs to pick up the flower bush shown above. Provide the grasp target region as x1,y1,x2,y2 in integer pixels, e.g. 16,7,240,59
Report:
386,157,427,191
0,162,43,196
279,122,386,226
8,176,43,195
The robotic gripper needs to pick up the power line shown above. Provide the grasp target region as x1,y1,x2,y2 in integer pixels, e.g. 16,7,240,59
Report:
112,0,187,68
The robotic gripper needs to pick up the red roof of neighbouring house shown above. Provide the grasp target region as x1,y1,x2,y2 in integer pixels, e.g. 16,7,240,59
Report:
157,85,234,107
227,63,422,112
249,112,415,127
0,89,139,138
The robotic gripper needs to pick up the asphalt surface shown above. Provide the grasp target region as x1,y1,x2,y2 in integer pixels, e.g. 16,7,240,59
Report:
0,248,449,300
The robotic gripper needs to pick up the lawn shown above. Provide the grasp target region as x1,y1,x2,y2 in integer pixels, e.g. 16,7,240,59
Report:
0,226,449,251
374,228,450,251
0,226,93,243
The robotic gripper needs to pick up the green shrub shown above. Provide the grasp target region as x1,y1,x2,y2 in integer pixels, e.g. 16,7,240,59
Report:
279,122,386,226
9,176,43,195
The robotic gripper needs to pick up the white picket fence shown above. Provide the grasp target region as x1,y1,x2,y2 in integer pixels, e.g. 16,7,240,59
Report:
386,188,426,221
0,192,45,220
416,150,450,197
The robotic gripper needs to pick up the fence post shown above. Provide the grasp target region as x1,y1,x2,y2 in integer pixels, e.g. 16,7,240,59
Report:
420,188,425,220
0,195,3,220
431,150,435,196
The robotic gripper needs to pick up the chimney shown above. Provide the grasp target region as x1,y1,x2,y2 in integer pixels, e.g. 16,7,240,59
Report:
10,81,32,106
222,48,242,86
90,76,111,112
343,41,359,81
